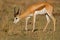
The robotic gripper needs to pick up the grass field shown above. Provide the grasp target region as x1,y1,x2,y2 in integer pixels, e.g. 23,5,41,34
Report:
0,0,60,40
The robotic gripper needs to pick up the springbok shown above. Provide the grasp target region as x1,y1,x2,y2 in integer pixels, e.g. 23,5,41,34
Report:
13,2,56,32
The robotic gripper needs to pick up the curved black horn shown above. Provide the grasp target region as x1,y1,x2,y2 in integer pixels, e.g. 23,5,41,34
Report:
16,8,20,15
14,7,20,17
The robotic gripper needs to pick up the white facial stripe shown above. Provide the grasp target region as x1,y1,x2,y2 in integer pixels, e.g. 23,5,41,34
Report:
13,19,19,24
13,17,20,24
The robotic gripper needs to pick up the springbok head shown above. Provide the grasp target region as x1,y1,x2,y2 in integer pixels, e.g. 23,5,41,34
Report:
13,7,21,24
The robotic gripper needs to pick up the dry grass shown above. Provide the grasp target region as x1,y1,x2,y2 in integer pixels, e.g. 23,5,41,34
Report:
0,0,60,40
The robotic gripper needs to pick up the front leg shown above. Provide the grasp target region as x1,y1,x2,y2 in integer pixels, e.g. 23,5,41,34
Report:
32,14,36,32
25,17,30,31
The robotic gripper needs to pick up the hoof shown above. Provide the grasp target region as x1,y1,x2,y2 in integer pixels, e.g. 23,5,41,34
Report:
32,29,38,32
53,30,56,32
32,30,34,32
43,29,46,32
25,28,28,31
32,30,35,32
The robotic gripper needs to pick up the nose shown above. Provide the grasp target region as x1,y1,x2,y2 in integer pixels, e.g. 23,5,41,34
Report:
13,21,16,24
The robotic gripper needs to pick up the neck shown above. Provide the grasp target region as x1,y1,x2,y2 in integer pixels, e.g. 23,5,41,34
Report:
19,12,31,19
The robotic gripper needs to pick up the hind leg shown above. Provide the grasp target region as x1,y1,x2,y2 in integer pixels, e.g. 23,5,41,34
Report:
43,15,50,32
48,14,56,32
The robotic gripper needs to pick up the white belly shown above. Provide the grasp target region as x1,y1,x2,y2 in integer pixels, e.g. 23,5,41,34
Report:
35,8,47,15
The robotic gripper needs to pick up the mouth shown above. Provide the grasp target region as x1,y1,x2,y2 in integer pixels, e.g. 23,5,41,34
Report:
13,21,17,24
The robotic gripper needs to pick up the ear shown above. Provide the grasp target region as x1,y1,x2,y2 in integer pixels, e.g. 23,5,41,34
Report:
14,7,20,17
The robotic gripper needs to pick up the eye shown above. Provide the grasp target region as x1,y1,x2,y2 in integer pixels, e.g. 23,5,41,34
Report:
16,18,18,19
